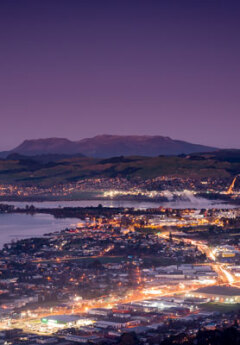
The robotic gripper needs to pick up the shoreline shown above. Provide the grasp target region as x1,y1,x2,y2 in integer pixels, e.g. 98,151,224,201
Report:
0,190,238,205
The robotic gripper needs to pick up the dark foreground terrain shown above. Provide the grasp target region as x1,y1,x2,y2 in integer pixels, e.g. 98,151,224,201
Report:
1,149,240,186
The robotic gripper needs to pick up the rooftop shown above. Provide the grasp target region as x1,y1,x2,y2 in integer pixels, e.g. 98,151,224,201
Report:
41,315,81,323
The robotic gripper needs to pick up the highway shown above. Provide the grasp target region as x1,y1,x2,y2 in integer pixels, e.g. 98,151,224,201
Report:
0,230,238,335
158,231,238,286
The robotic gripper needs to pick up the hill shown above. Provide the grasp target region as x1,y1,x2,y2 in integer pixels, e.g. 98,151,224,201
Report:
0,135,216,158
0,149,239,186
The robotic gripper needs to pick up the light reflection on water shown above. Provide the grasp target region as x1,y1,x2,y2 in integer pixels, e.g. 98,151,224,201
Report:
1,198,237,210
0,198,237,248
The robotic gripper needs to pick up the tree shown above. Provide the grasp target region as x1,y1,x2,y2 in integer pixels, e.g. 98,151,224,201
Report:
118,332,139,345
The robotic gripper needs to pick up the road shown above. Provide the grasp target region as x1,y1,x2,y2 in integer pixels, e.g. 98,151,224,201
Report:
158,231,237,286
1,230,239,335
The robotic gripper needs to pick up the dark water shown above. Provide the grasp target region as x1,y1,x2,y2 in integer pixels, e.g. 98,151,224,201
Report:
0,213,79,248
1,197,237,210
0,198,237,248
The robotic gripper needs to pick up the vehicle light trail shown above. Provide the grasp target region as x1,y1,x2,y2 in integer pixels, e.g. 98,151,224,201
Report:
158,231,237,286
220,266,235,284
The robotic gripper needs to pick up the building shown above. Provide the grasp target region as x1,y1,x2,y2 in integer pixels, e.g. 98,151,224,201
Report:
41,315,92,327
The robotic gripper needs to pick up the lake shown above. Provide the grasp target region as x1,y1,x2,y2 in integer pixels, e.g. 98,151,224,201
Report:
0,197,237,249
1,197,237,210
0,213,79,248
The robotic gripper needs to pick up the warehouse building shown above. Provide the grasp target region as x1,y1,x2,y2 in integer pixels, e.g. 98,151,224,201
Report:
41,315,93,327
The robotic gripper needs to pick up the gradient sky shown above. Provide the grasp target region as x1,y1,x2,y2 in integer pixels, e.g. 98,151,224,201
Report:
0,0,240,150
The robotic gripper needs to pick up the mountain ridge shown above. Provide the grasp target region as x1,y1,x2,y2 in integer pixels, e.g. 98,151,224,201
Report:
0,135,217,158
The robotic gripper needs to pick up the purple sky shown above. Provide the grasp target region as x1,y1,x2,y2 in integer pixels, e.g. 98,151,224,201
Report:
0,0,240,150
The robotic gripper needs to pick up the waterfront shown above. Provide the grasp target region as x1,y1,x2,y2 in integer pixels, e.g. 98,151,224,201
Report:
1,197,240,343
0,197,237,249
0,196,236,210
1,204,240,342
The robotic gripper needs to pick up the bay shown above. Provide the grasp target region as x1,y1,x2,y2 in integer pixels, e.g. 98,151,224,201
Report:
0,213,78,248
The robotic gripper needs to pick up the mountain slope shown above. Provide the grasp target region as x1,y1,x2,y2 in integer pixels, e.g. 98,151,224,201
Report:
76,135,216,157
1,135,217,158
11,138,81,156
0,149,239,186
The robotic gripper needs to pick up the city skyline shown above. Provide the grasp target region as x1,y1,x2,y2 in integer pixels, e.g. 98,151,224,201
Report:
0,0,240,150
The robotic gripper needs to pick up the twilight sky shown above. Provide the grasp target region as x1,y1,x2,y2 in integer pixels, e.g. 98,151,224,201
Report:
0,0,240,150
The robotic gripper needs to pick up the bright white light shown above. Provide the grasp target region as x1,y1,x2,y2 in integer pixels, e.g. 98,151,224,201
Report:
143,289,162,295
220,267,234,284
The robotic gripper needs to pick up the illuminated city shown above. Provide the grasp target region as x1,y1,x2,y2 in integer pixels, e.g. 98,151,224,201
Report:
1,0,240,344
1,188,240,343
